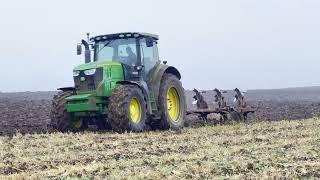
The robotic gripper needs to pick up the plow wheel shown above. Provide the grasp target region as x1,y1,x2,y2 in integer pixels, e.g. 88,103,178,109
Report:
220,111,243,123
228,111,243,122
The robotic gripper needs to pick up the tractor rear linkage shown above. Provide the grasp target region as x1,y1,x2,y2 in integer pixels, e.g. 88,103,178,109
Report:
187,88,256,121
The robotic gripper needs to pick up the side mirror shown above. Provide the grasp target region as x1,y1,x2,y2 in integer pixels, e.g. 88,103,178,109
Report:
77,44,82,55
146,38,153,47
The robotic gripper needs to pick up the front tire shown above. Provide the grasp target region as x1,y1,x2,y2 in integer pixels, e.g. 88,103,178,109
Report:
49,91,86,132
159,74,186,130
107,85,147,132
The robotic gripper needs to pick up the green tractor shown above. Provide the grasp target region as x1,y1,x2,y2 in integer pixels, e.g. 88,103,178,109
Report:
50,32,186,132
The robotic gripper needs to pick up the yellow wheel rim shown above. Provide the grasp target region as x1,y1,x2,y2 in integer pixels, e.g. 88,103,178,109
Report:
73,118,83,129
167,87,180,122
130,97,142,124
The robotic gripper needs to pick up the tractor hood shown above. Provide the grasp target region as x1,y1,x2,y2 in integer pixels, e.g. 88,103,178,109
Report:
73,61,122,71
72,60,125,97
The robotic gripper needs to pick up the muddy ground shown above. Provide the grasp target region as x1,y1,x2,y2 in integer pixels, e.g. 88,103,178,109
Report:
0,87,320,135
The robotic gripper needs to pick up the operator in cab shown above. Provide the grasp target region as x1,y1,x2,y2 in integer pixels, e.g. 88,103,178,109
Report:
126,46,137,66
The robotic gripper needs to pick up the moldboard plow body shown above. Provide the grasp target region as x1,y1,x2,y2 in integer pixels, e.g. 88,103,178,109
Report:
187,88,256,122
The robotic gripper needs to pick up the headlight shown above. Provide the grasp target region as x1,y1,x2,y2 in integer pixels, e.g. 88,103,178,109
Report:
84,69,96,76
73,71,80,77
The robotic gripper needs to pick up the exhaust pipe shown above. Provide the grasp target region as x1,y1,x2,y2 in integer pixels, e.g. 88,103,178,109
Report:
81,40,91,63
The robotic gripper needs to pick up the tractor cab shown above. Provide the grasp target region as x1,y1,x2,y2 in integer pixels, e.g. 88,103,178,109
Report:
78,32,160,81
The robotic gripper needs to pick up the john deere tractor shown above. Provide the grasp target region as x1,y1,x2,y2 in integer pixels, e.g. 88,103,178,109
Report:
50,32,186,132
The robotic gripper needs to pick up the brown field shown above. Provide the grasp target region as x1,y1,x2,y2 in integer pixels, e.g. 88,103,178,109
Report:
1,118,320,179
1,87,320,135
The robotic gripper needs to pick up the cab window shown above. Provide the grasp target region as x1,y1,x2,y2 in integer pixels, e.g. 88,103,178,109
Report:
140,38,158,76
94,38,138,66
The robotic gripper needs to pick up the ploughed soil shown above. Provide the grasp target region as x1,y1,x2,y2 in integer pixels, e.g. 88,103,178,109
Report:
1,87,320,135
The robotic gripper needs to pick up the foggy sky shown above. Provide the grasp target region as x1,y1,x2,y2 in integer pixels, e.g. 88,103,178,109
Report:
0,0,319,92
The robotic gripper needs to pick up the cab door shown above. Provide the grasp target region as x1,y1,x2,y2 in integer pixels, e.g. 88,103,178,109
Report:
139,38,160,81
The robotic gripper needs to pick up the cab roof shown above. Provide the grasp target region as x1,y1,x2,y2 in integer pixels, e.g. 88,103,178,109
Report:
90,32,159,42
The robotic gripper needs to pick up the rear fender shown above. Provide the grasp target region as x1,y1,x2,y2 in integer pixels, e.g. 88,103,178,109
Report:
149,64,182,108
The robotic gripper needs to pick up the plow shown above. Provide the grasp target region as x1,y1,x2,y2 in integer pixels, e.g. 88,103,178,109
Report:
187,88,256,122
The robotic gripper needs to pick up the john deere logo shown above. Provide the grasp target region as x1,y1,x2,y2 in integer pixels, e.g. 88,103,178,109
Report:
80,77,86,81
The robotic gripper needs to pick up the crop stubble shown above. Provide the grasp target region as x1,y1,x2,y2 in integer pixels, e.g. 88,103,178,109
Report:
1,118,320,179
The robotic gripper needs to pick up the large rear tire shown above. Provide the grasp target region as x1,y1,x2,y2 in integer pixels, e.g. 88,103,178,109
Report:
107,85,147,132
158,73,186,130
49,91,86,132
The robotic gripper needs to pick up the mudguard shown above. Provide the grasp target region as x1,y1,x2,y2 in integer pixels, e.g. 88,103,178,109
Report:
148,64,181,107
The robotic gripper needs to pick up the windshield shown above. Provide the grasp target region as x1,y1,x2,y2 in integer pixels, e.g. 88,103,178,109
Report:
94,38,138,66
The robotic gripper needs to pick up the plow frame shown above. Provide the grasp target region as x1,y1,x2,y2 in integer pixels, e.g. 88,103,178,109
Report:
186,106,256,121
188,88,256,121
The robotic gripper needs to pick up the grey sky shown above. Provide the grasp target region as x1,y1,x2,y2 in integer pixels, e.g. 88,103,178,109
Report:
0,0,319,92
